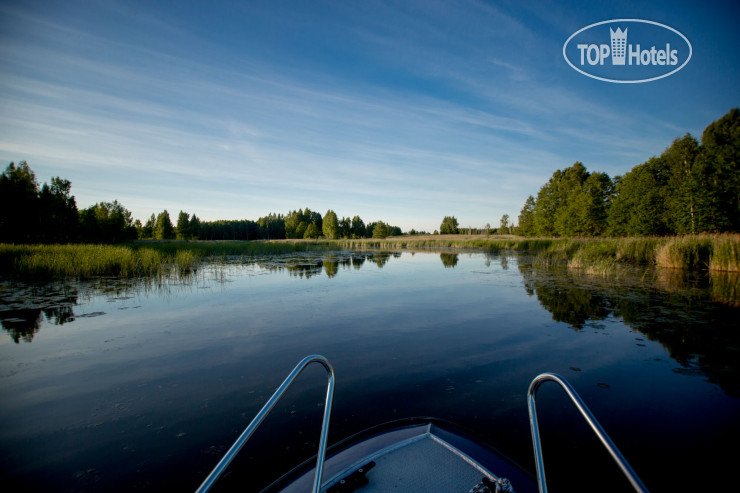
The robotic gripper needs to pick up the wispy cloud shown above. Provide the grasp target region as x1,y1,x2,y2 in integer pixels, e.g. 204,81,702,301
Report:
0,0,736,231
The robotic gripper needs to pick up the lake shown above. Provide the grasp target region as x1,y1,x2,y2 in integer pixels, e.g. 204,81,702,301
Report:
1,250,738,492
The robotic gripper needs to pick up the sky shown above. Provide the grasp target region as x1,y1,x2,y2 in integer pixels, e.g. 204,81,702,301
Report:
1,0,738,233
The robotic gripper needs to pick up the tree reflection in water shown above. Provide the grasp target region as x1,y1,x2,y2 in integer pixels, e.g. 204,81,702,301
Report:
1,251,396,343
517,257,740,396
440,252,459,268
3,251,738,398
258,252,392,279
0,282,79,343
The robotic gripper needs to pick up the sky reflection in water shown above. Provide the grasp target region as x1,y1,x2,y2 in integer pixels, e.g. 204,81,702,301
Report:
0,251,738,492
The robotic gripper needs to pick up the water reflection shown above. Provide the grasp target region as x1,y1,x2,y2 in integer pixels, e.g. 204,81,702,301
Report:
0,251,404,343
440,252,459,268
652,268,740,308
518,258,740,396
0,282,79,343
2,250,739,493
3,251,739,398
257,252,391,278
710,271,740,307
366,251,399,268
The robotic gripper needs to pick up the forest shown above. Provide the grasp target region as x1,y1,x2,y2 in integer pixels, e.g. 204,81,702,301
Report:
517,108,739,237
0,162,401,243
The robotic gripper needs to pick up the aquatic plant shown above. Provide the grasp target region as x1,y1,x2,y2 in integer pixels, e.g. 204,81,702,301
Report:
1,234,738,280
709,234,740,272
655,236,714,270
0,244,198,279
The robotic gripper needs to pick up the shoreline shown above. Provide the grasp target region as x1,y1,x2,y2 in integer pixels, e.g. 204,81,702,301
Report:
1,234,738,280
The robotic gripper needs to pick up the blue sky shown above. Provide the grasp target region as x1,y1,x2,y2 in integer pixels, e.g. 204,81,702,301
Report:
1,0,738,232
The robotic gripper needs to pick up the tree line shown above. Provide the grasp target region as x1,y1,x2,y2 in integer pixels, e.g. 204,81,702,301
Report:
137,208,403,241
0,162,403,243
517,108,739,237
0,162,138,244
436,215,513,235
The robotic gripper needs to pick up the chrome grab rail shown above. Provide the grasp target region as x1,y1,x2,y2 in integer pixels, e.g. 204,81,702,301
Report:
527,373,649,493
196,354,335,493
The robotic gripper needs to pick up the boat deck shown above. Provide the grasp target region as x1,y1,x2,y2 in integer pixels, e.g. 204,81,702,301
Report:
354,432,490,491
274,422,535,493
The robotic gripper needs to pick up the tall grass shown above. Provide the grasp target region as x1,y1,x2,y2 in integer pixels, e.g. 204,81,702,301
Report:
1,234,738,279
0,244,196,279
654,236,713,270
709,235,740,272
333,236,559,253
0,240,344,279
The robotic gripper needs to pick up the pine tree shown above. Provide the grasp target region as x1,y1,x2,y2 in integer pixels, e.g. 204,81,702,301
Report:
176,211,190,240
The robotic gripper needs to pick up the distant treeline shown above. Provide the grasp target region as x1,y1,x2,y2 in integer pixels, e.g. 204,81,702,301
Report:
138,208,403,241
0,162,402,243
518,108,739,237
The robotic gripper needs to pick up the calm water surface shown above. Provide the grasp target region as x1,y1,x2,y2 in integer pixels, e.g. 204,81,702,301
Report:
1,251,738,492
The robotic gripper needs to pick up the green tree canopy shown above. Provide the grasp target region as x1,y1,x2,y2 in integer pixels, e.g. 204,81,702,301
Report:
697,108,740,232
564,171,613,236
258,213,285,239
189,214,201,239
155,210,175,240
79,200,137,243
176,211,190,240
0,161,40,243
322,209,339,239
285,208,321,239
526,162,613,237
522,110,740,237
351,216,366,238
339,216,351,238
607,157,670,236
517,195,536,237
303,222,321,239
141,214,156,239
440,216,459,234
663,134,701,234
38,176,78,243
199,219,258,240
372,221,391,238
499,214,510,234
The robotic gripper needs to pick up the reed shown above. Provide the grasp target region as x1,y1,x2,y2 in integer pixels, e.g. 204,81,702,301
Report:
613,237,663,264
708,234,740,272
654,236,714,270
1,234,738,279
0,243,200,279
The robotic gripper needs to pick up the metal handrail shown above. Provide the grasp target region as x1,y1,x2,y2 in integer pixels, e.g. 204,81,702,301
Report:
195,354,335,493
527,373,649,493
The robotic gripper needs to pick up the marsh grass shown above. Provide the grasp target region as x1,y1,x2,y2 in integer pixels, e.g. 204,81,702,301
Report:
709,235,740,272
1,234,738,280
0,241,342,279
655,237,714,270
333,235,559,253
0,244,196,279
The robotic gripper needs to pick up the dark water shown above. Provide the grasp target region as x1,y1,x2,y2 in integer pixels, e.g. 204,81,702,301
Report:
1,251,738,492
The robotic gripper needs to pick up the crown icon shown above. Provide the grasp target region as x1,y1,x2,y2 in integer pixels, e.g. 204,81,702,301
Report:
610,27,627,65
